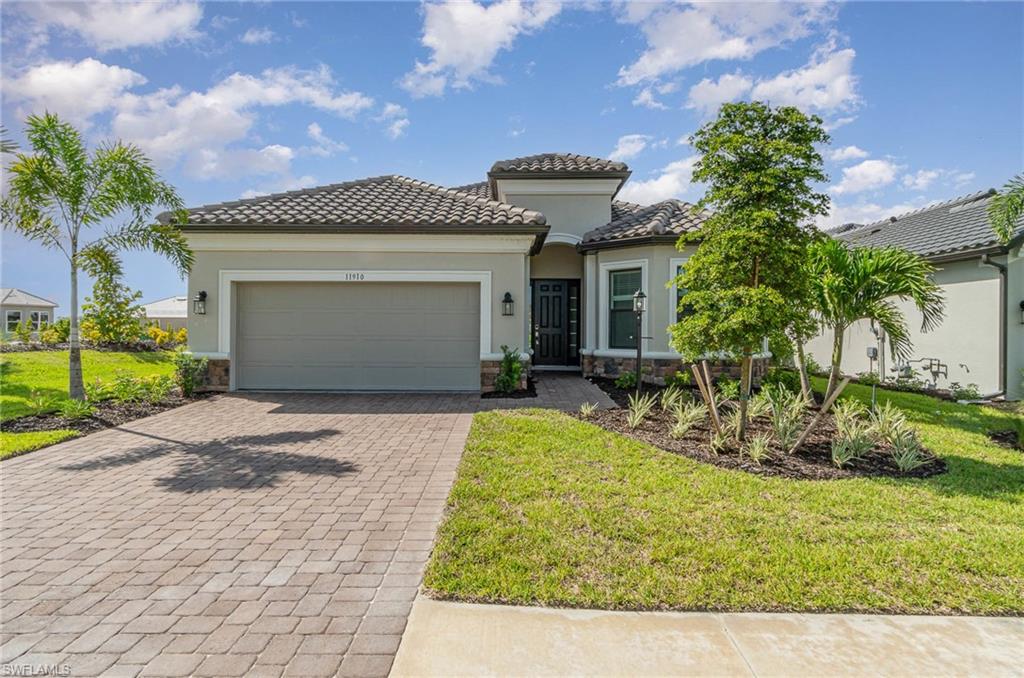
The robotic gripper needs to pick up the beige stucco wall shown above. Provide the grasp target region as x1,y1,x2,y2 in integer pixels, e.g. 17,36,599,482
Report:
503,193,612,241
186,237,531,359
805,257,1004,396
2,304,56,334
587,244,697,355
530,243,584,279
1003,249,1023,400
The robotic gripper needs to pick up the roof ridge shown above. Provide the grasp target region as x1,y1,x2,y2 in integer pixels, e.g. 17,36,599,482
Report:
393,175,547,222
169,176,397,217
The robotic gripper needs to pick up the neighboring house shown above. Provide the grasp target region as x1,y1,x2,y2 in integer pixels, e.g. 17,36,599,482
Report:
166,152,735,392
1,288,57,337
805,189,1024,400
141,295,188,331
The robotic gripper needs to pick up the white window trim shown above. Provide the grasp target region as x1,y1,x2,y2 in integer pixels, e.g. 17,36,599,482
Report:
6,310,22,332
216,269,493,360
598,259,648,351
669,256,689,326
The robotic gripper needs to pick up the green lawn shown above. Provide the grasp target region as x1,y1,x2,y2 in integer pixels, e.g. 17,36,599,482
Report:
0,350,175,458
424,382,1024,614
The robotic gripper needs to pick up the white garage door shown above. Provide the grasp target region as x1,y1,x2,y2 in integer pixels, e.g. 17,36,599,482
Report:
235,282,480,390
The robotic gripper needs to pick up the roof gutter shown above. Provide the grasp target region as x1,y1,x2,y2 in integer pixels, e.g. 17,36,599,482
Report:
980,253,1008,398
576,234,691,253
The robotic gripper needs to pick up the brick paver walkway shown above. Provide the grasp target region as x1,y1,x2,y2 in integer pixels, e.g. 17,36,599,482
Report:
478,372,615,411
1,392,475,677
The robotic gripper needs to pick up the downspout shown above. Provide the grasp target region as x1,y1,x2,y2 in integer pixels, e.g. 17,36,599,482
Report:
981,253,1007,398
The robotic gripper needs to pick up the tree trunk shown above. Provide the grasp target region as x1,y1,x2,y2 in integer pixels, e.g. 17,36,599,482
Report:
795,339,812,401
824,327,845,402
69,260,85,400
737,351,752,441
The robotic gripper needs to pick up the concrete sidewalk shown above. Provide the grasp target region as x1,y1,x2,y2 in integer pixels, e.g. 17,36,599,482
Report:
391,598,1024,677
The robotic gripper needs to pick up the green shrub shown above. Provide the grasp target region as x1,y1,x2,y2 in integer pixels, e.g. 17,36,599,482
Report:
578,402,598,419
85,377,110,403
857,371,881,385
949,382,982,401
660,384,685,411
716,377,740,401
173,349,208,398
664,370,692,388
143,375,176,404
889,427,926,473
869,401,907,444
58,399,94,420
832,399,868,438
614,371,637,390
28,390,58,415
745,433,772,465
39,318,70,344
110,370,147,403
14,320,33,343
764,385,805,450
831,420,874,468
494,345,523,394
747,393,771,419
761,368,801,394
722,406,743,438
671,401,706,439
804,354,825,376
626,392,657,429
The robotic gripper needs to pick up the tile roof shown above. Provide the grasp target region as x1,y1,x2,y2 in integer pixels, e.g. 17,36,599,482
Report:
0,288,57,307
834,189,1024,260
580,200,708,250
162,175,547,229
452,181,492,199
489,153,629,176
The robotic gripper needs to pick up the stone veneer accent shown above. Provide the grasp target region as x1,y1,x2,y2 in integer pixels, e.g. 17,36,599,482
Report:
480,359,530,393
199,358,231,392
583,355,768,386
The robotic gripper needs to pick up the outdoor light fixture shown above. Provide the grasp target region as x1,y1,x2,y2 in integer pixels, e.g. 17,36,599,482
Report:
633,289,647,394
193,290,207,315
632,289,647,314
1019,299,1024,324
501,292,515,317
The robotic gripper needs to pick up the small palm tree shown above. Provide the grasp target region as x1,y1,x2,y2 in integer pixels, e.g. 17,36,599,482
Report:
1,113,192,400
988,174,1024,245
809,238,945,400
1,125,17,154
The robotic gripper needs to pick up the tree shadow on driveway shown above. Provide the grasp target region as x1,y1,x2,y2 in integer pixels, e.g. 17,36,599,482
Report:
59,428,357,492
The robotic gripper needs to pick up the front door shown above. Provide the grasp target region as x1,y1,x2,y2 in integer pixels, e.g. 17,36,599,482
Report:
531,279,580,366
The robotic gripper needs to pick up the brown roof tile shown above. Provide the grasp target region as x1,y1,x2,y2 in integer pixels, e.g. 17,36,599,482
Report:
580,200,707,250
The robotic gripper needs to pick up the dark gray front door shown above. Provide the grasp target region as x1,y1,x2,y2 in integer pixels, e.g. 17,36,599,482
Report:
531,279,580,366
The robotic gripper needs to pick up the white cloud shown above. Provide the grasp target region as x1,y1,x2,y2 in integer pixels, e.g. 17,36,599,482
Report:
632,86,667,110
952,171,976,187
832,159,900,195
618,156,699,205
824,115,857,132
304,122,348,157
901,169,941,191
829,145,869,162
210,15,237,30
401,0,561,98
609,134,652,161
19,1,202,51
376,103,410,139
3,58,147,127
186,144,294,180
240,27,276,45
617,2,834,85
749,38,859,112
685,72,753,117
242,174,318,200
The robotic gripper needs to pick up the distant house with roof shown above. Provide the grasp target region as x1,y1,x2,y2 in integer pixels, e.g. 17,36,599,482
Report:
1,288,58,337
142,295,188,331
806,189,1024,400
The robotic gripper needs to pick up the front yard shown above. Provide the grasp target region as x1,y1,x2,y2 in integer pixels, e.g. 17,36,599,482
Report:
0,350,176,459
424,382,1024,614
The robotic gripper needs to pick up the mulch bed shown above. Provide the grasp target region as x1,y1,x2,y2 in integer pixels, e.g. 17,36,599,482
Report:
584,378,946,481
988,429,1022,452
2,394,209,437
480,377,538,400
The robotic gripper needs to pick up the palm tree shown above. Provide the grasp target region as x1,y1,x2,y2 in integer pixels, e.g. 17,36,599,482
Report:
1,125,17,154
989,174,1024,245
1,113,192,400
808,238,945,400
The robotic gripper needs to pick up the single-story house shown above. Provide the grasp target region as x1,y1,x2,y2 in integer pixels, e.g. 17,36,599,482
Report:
165,152,737,392
141,295,188,331
805,189,1024,400
1,288,57,336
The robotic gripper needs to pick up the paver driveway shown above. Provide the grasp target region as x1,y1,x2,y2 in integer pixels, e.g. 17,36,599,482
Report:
1,392,475,677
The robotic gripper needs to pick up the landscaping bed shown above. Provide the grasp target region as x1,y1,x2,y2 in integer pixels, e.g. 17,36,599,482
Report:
3,393,206,437
480,376,538,400
423,381,1024,614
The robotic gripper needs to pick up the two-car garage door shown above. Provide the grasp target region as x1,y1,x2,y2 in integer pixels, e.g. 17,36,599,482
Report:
235,282,480,391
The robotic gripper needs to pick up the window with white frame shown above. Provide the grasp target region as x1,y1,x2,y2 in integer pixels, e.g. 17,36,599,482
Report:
674,263,695,321
6,311,22,332
30,311,49,330
609,268,641,349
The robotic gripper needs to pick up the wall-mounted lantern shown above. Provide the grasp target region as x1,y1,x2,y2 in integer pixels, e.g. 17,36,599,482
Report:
193,290,207,315
1019,299,1024,324
501,292,515,317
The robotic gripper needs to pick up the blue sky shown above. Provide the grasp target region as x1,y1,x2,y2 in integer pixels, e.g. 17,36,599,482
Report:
2,1,1022,315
